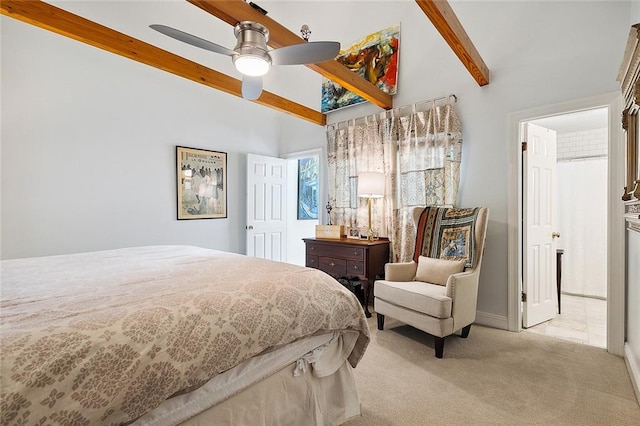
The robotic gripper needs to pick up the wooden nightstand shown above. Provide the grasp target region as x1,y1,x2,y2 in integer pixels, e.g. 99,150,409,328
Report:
303,237,390,317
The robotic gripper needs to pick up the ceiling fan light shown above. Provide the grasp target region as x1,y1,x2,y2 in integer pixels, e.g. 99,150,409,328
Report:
234,55,270,77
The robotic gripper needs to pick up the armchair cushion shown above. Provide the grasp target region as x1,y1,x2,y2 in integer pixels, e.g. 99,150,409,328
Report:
414,256,466,286
375,280,452,319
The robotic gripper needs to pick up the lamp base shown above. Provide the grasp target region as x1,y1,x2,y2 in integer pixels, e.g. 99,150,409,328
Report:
367,227,375,241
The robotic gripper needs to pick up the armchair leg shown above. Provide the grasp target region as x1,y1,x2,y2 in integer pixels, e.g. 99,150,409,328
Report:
377,313,385,330
461,324,471,338
434,336,444,358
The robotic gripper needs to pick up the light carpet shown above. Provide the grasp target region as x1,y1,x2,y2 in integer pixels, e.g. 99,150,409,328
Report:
346,315,640,425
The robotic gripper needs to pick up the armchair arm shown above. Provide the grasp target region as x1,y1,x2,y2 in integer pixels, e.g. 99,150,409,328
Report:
384,261,418,282
445,269,480,330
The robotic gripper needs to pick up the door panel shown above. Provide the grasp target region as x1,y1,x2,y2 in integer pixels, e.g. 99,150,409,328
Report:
523,123,558,328
247,154,287,261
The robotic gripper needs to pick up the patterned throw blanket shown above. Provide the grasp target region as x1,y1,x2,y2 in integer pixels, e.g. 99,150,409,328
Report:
0,246,369,425
413,207,480,268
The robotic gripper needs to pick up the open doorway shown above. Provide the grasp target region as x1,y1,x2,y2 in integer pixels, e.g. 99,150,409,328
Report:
507,92,625,356
245,149,323,265
522,108,608,348
284,148,323,266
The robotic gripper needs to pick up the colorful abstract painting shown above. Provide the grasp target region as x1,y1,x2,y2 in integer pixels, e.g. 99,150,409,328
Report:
321,25,400,113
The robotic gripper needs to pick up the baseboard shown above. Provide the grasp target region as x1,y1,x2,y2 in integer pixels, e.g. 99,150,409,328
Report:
475,311,509,330
624,343,640,406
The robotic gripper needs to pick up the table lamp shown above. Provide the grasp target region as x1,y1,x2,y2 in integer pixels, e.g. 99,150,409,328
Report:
357,172,385,241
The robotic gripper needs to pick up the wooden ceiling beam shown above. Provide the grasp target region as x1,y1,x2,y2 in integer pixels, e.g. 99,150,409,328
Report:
187,0,394,110
0,0,326,125
415,0,490,86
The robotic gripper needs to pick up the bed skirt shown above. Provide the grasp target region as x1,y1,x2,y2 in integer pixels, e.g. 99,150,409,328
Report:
134,332,361,426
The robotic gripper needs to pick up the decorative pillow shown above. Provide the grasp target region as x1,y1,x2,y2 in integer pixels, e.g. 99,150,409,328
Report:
414,256,466,286
413,207,479,268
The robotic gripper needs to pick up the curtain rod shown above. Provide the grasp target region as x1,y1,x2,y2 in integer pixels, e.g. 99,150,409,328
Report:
327,93,457,129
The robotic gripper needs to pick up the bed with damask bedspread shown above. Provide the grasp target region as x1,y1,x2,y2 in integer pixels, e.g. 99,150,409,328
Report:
0,245,369,425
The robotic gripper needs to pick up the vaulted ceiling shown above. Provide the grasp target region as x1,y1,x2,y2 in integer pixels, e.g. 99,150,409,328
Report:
1,0,490,126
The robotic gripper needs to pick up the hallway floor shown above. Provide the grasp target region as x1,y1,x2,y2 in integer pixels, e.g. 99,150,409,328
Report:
524,294,606,348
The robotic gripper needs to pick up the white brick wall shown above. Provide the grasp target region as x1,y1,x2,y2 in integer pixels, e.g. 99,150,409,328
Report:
557,128,607,161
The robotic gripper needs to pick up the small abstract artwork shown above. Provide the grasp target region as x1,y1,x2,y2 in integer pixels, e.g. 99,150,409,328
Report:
298,157,319,220
321,25,400,113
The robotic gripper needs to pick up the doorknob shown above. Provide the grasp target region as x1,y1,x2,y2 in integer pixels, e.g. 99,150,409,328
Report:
552,232,560,238
246,225,254,230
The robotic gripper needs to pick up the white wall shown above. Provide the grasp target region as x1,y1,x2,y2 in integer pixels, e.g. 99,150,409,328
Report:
556,128,608,298
0,1,632,325
1,16,281,259
632,0,640,23
557,158,608,298
271,1,630,320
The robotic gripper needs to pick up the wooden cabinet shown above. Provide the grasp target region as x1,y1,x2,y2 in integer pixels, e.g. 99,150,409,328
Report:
303,237,390,317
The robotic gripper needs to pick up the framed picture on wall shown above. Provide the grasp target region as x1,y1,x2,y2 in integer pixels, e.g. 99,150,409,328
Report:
297,157,319,220
176,146,227,220
620,23,640,201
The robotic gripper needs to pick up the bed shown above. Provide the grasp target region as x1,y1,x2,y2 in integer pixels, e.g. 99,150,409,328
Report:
0,245,370,425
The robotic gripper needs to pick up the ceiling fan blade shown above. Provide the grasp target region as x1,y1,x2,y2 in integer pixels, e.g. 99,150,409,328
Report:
269,41,340,66
150,24,236,57
242,75,263,100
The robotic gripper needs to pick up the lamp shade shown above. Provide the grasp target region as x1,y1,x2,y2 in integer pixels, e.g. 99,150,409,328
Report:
357,172,385,198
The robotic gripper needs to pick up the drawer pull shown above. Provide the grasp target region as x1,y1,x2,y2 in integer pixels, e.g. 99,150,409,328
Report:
354,251,359,256
329,262,335,267
310,259,315,264
310,246,315,251
352,265,359,270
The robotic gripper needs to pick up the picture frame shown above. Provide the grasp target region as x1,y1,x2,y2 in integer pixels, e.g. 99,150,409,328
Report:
346,227,361,239
297,157,319,220
619,23,640,201
176,146,227,220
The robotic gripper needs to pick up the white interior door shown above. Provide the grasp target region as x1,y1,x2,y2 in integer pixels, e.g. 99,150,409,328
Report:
246,154,287,261
523,123,558,328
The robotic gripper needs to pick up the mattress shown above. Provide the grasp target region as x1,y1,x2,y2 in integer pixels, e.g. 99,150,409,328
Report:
0,245,370,425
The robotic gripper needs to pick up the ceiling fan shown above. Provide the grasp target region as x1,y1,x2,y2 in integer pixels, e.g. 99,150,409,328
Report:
150,22,340,101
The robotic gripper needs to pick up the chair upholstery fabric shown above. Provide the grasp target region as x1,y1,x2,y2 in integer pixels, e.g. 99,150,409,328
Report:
374,206,489,357
374,280,452,319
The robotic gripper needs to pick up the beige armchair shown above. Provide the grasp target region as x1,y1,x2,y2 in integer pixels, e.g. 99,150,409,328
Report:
374,206,489,358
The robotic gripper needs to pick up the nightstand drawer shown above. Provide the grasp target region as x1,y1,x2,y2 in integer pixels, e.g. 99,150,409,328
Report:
308,243,364,260
347,260,365,275
305,242,323,256
336,246,365,260
306,255,319,269
319,257,347,276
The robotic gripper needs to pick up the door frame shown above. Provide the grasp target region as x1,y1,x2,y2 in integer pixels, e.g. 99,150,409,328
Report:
282,147,325,265
507,92,625,355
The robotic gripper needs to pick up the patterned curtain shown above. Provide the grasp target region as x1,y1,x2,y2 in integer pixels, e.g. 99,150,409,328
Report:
394,103,462,261
326,116,396,238
327,102,462,262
